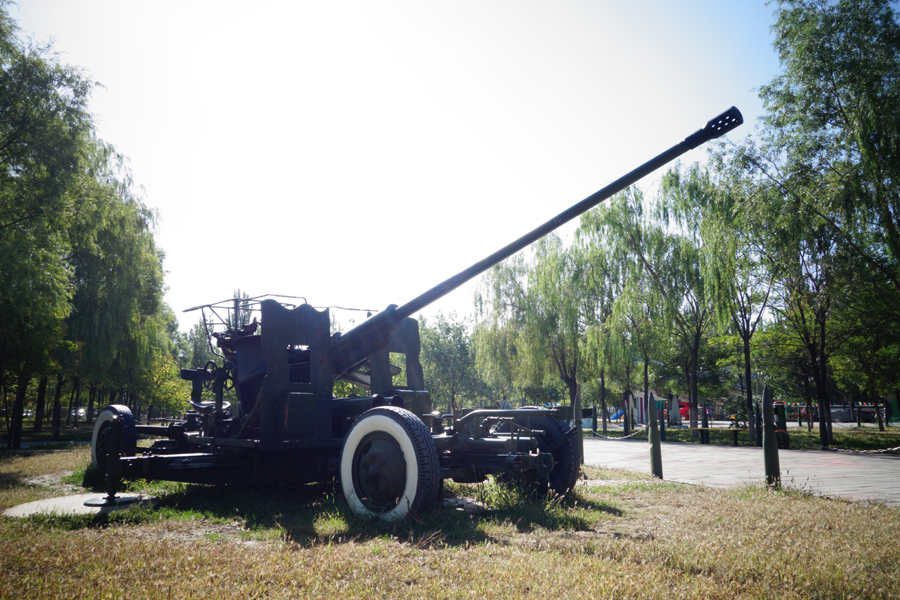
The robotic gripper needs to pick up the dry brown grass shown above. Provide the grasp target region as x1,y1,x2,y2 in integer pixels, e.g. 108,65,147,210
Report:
0,447,91,510
0,455,898,599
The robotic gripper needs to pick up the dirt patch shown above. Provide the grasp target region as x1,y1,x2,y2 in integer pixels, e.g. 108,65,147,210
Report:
25,471,76,491
135,519,275,547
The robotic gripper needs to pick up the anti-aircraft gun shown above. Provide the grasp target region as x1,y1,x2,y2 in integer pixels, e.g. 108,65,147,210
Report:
91,107,743,520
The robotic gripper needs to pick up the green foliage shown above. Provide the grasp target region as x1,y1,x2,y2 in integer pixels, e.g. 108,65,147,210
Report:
0,3,185,438
709,0,900,438
467,3,900,425
475,235,587,406
0,12,95,381
760,0,900,284
419,312,490,411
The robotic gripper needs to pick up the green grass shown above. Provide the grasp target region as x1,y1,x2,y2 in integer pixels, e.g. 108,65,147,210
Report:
1,450,899,599
789,427,900,452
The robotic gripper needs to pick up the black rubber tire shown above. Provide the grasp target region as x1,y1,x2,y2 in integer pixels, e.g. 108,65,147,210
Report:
340,406,440,521
91,405,138,473
511,407,579,496
541,417,580,495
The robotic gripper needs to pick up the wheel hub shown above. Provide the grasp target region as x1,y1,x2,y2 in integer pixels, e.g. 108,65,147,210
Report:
352,432,407,512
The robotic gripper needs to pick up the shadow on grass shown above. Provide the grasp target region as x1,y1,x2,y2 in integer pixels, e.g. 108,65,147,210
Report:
0,470,29,490
569,496,624,516
27,469,626,548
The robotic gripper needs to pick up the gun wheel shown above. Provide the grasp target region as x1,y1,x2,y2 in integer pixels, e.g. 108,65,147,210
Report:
541,416,580,495
504,407,579,496
91,405,138,473
340,406,440,521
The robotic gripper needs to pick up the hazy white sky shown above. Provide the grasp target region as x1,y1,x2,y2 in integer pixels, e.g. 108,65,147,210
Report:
14,1,780,331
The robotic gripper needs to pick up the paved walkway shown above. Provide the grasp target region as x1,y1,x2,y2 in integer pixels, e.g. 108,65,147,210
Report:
583,437,900,507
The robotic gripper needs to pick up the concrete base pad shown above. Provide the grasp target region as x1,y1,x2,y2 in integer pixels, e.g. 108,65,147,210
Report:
3,493,156,518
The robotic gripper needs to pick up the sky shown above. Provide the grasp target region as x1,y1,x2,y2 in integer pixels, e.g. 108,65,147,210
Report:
13,0,781,332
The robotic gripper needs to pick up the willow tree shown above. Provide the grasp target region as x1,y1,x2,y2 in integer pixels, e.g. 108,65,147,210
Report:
574,229,621,433
582,187,714,435
472,317,522,407
65,140,166,423
476,235,588,458
659,164,774,441
577,207,664,428
474,253,530,404
0,4,95,447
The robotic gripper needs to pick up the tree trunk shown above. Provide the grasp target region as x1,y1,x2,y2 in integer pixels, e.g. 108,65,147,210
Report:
810,359,830,447
872,391,885,432
574,381,583,463
642,351,650,426
817,317,834,445
600,369,608,434
51,374,65,441
2,383,9,439
131,392,141,423
743,335,755,442
803,376,814,433
33,375,48,432
449,390,459,419
10,369,30,449
66,377,79,426
565,377,583,463
86,384,96,426
72,378,82,427
2,385,7,443
690,346,699,440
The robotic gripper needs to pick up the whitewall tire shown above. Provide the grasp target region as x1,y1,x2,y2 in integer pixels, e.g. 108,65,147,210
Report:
340,406,440,520
91,404,137,473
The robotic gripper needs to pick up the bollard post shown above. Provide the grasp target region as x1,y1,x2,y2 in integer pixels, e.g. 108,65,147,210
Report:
732,428,739,446
623,399,629,437
762,386,781,488
648,393,663,479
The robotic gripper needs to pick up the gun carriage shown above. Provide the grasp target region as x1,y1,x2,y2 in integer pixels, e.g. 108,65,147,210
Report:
91,107,743,520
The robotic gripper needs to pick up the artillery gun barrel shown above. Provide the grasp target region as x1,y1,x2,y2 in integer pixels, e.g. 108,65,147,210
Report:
333,107,743,375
